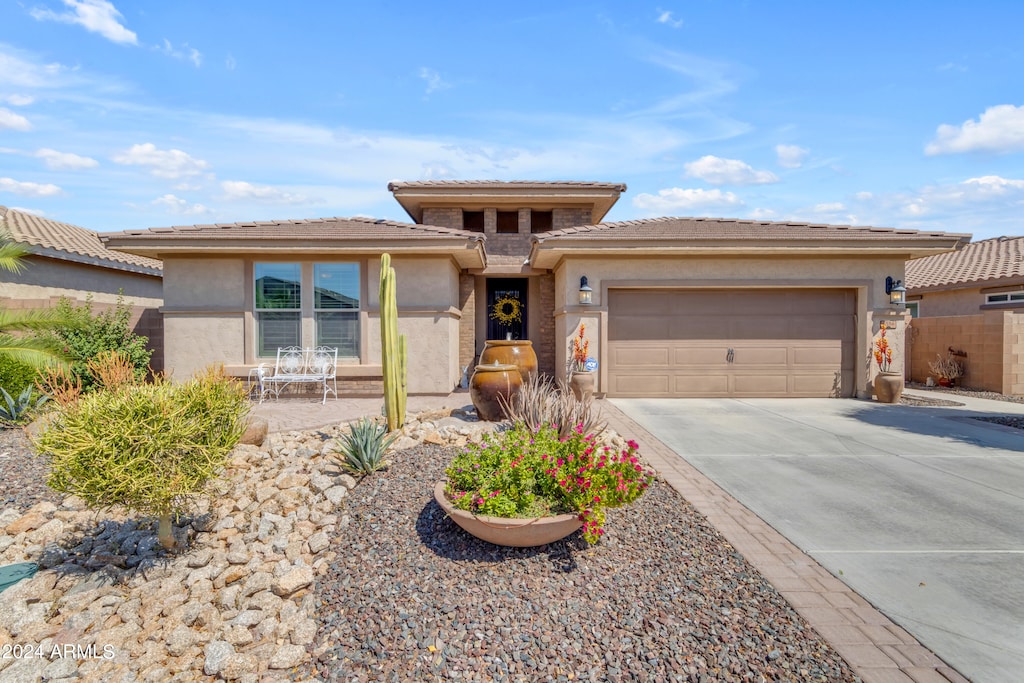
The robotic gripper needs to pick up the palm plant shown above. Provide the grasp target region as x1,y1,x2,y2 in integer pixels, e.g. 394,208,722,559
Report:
0,230,69,370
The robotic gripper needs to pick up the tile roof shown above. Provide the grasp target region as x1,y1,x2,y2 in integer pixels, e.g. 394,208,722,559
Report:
536,216,969,242
906,235,1024,290
387,180,627,192
0,206,162,275
101,216,483,242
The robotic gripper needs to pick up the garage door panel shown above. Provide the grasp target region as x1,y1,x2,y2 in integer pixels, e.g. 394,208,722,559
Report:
676,374,729,394
611,374,671,395
613,345,671,367
607,288,855,398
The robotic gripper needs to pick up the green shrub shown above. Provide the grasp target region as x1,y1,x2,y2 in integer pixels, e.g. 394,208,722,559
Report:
332,417,396,476
444,424,654,544
0,355,39,396
32,366,249,550
45,295,152,391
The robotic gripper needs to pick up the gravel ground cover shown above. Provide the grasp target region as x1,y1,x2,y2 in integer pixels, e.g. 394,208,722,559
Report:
311,443,858,683
904,383,1024,430
0,427,62,513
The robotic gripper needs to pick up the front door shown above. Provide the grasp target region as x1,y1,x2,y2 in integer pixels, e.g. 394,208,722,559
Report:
486,278,528,340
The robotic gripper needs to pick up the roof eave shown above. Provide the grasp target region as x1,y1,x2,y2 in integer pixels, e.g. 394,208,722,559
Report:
26,245,163,277
529,237,970,269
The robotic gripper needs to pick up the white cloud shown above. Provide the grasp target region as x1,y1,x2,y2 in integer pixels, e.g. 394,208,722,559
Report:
855,191,873,201
633,187,743,212
225,54,236,71
656,10,684,28
35,148,99,170
152,194,209,215
220,180,309,204
775,144,808,169
684,155,778,185
813,202,846,212
418,68,451,95
112,143,210,179
0,108,32,131
5,94,34,106
925,104,1024,155
962,175,1024,193
9,206,45,216
0,177,62,197
748,208,777,220
30,0,138,45
157,40,202,67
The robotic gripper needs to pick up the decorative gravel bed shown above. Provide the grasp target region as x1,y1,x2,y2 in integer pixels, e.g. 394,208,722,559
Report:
311,444,858,682
0,427,62,513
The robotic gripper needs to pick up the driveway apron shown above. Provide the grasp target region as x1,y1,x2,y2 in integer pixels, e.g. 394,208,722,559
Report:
611,396,1024,683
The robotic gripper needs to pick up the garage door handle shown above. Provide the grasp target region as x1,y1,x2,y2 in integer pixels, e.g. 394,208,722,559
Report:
727,348,734,363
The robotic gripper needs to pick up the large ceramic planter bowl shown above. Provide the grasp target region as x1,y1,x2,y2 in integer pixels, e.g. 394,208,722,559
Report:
479,340,538,381
433,482,581,547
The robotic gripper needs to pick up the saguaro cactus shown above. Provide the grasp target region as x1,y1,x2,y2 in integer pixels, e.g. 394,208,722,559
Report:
380,254,407,430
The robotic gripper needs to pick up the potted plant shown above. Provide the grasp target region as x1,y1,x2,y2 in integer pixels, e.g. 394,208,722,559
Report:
567,323,594,401
873,321,903,403
928,352,964,387
436,423,654,547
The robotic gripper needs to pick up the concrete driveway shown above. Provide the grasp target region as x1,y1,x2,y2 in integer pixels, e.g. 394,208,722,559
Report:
611,394,1024,683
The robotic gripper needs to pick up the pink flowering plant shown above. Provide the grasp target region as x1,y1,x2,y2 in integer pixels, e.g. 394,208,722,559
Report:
444,423,654,544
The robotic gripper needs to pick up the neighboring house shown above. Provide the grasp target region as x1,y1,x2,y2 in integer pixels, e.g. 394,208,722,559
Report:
905,236,1024,394
101,181,967,399
0,206,164,371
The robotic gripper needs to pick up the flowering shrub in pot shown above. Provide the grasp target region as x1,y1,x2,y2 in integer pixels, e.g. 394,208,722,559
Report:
442,423,654,544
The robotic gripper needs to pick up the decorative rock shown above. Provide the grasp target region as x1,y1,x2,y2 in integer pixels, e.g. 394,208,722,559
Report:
203,640,236,676
6,511,47,534
240,417,268,446
271,566,314,597
166,624,198,657
338,474,358,490
187,549,213,569
268,644,307,669
307,532,329,554
322,486,347,505
308,473,334,494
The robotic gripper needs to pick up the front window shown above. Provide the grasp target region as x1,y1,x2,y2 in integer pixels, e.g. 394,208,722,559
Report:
314,263,360,357
255,263,301,357
905,301,920,318
986,289,1024,304
254,261,361,359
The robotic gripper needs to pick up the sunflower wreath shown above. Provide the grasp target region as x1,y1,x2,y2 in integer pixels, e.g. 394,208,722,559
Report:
489,294,523,325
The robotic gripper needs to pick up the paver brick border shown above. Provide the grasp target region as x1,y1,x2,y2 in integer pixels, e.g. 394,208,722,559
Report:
599,401,969,683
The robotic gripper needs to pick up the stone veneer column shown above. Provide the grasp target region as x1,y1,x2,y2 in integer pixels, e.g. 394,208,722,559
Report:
484,208,497,236
459,274,477,382
518,208,531,234
535,273,556,377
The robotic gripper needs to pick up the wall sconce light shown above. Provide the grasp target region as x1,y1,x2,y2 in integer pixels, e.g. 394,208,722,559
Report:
885,276,906,306
578,276,593,305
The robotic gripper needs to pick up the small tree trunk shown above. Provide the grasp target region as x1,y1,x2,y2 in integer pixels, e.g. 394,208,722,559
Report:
158,514,176,550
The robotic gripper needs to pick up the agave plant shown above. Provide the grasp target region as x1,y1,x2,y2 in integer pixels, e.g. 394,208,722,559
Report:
0,386,49,426
332,417,398,476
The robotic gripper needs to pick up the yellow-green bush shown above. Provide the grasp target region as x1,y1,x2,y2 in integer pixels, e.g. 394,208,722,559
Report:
33,366,249,549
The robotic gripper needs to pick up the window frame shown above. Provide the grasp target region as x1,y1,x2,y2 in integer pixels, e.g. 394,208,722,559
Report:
253,262,302,358
253,260,363,361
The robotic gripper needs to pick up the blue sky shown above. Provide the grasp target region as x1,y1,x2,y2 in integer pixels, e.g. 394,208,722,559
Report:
1,1,1022,240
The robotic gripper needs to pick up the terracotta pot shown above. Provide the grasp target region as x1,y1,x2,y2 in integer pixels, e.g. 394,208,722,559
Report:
938,377,953,388
434,482,581,547
469,362,522,421
569,371,595,402
479,340,538,382
874,371,904,404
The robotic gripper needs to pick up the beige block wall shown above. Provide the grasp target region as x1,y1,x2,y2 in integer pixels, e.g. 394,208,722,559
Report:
907,309,1022,393
552,255,907,397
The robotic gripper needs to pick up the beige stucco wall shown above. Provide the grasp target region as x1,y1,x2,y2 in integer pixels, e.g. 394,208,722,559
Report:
910,287,984,317
159,254,462,393
551,255,909,398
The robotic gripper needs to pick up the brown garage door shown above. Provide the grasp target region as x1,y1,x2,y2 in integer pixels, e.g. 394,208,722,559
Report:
607,289,855,398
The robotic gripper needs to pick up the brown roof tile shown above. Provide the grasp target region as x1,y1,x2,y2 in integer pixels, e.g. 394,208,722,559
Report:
906,236,1024,290
536,216,968,242
0,206,162,274
101,216,482,242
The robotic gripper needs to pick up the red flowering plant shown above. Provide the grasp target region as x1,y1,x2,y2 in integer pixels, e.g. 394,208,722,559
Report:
873,321,893,372
567,323,590,377
444,423,654,544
